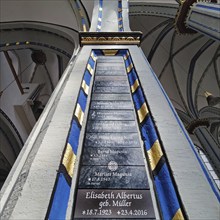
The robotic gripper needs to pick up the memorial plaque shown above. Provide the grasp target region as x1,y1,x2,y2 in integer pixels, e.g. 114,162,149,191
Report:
86,121,136,133
97,59,123,63
78,165,149,189
95,75,128,82
74,189,155,219
96,70,125,76
90,101,133,110
97,56,123,61
98,59,123,63
89,110,134,121
92,94,131,101
84,133,140,148
95,79,127,85
82,147,145,166
96,65,125,71
94,80,128,87
94,86,129,94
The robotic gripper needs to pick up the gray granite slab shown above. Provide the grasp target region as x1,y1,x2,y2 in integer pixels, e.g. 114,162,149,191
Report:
92,94,131,101
90,101,133,110
89,110,134,121
84,133,140,148
82,147,144,166
86,121,137,133
78,166,149,189
74,189,155,219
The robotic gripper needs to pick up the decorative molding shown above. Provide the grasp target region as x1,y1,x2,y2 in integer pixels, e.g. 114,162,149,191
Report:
80,32,142,45
175,0,197,34
175,0,218,34
186,118,210,134
102,49,118,56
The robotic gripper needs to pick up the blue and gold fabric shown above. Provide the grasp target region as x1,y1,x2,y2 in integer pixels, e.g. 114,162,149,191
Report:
47,51,97,220
118,49,185,220
118,0,124,31
75,0,87,32
96,0,103,32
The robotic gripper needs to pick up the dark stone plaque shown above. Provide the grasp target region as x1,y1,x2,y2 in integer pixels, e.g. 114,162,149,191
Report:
78,166,149,189
95,80,128,87
96,65,125,71
96,70,125,76
94,86,129,94
84,133,140,148
89,110,134,121
98,59,123,63
90,101,133,110
95,75,127,82
95,79,127,85
86,121,136,133
92,94,131,101
82,147,145,166
74,189,155,219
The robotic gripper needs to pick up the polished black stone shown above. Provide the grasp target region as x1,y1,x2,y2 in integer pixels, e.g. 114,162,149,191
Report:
78,166,149,189
96,65,125,71
92,94,131,101
74,189,155,219
90,101,133,110
96,70,125,76
94,80,128,87
97,58,123,63
89,110,134,121
95,75,127,82
82,148,145,166
86,121,136,133
94,86,129,94
84,133,140,148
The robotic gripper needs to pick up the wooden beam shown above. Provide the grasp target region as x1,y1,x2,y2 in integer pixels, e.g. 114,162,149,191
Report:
3,51,24,94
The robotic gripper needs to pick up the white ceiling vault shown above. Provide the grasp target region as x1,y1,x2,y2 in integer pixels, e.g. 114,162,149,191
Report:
0,0,219,188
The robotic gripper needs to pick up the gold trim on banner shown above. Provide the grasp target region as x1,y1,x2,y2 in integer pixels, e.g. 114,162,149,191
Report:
137,102,149,123
83,24,87,32
62,143,76,178
81,37,140,45
124,52,129,60
87,63,94,75
102,50,118,56
172,208,184,220
131,79,139,93
126,63,133,73
147,140,163,171
91,52,97,62
74,103,84,126
81,80,89,95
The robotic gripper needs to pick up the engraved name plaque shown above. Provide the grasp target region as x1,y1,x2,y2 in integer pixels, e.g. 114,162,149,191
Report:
78,165,149,189
74,189,155,219
82,147,144,166
84,133,140,148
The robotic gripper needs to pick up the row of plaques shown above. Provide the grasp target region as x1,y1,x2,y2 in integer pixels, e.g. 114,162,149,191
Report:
74,58,155,219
